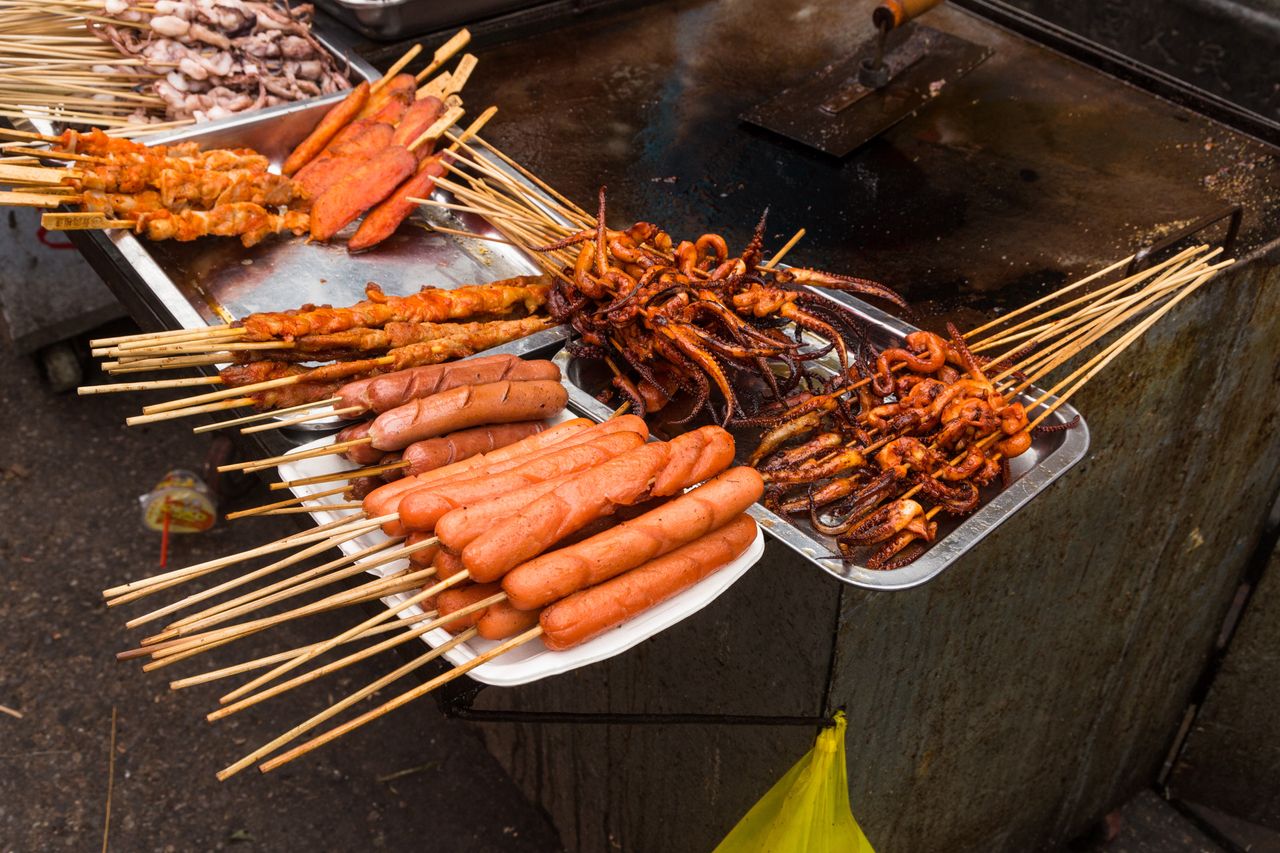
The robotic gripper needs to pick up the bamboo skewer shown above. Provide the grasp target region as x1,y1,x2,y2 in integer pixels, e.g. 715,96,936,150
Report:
101,513,391,600
209,591,503,722
371,44,423,93
413,29,471,83
258,627,542,773
240,406,363,435
78,376,220,394
217,627,477,780
217,436,373,474
763,229,806,270
269,459,408,491
224,485,348,520
91,324,232,347
169,610,443,690
192,397,344,434
138,356,394,414
218,570,469,704
124,522,382,629
155,537,431,640
124,397,253,425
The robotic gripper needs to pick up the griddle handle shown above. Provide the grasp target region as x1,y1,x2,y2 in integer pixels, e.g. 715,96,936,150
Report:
873,0,944,30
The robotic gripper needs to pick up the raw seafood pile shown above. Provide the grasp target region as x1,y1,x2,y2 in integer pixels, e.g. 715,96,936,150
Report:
91,0,352,123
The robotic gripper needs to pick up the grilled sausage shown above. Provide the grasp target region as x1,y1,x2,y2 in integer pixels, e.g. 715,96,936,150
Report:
358,74,415,122
435,582,502,632
502,467,764,611
459,426,735,582
539,514,757,650
335,420,384,466
367,379,568,451
402,421,548,476
477,600,542,641
432,547,468,580
338,355,560,415
282,81,369,176
397,431,645,532
390,95,445,151
407,531,440,568
359,417,594,520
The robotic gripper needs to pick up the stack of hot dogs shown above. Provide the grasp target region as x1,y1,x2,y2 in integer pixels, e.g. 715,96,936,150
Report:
296,354,764,656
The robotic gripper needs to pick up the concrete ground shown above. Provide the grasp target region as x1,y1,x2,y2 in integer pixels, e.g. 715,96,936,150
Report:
0,327,562,852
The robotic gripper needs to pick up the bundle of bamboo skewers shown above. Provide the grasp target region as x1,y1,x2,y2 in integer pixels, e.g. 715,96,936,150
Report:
93,237,1231,778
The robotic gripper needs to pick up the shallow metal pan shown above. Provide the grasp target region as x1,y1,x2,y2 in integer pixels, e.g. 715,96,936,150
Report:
553,290,1089,590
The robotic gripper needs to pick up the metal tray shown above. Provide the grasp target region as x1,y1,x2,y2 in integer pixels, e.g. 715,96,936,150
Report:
18,54,570,405
315,0,541,41
552,290,1089,590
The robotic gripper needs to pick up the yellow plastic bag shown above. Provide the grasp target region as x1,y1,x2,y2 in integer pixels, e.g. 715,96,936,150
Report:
713,712,875,853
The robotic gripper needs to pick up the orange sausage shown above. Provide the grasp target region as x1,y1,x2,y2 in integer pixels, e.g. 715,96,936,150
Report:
407,531,440,568
402,421,548,476
338,354,560,414
539,514,757,651
295,121,394,199
359,417,594,519
310,145,417,242
398,431,645,532
502,467,764,611
435,582,502,632
367,379,569,451
282,81,369,176
460,426,735,582
477,600,542,641
336,420,385,466
432,548,468,580
347,155,447,253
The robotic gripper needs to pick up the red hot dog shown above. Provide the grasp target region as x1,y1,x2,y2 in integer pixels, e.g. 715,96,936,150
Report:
539,514,757,651
339,355,560,415
397,431,645,532
435,582,502,633
336,420,386,466
459,426,735,583
368,380,568,451
402,421,548,476
502,467,764,611
478,600,542,641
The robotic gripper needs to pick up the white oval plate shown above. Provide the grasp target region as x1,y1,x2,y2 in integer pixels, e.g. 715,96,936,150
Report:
273,423,764,687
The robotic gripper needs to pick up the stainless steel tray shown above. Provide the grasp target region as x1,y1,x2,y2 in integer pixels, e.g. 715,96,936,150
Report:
21,68,568,366
553,291,1089,590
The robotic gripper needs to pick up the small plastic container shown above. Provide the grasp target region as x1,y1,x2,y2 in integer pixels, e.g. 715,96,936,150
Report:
140,469,216,534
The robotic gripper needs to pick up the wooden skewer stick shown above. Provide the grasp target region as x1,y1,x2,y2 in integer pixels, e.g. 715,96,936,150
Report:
90,323,232,347
421,222,519,246
103,340,287,358
140,355,394,414
225,485,348,520
471,132,595,223
261,502,364,515
147,568,436,664
137,576,430,673
218,570,470,704
217,436,374,474
970,246,1208,354
371,43,422,93
240,406,363,435
258,627,543,773
125,521,378,630
217,627,477,780
125,397,253,426
159,537,428,638
414,196,549,227
963,252,1138,340
269,459,409,491
108,515,378,611
77,376,220,394
169,611,443,690
101,513,393,600
42,212,134,230
210,591,502,722
3,145,108,163
111,326,242,350
192,397,343,434
763,228,806,270
106,353,228,373
413,28,471,83
0,189,77,207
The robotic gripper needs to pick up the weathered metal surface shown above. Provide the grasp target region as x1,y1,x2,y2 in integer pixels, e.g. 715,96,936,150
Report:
1169,537,1280,830
422,1,1280,850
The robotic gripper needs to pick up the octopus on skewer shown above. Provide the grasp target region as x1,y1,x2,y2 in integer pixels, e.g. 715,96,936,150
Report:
540,191,908,425
755,324,1064,571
